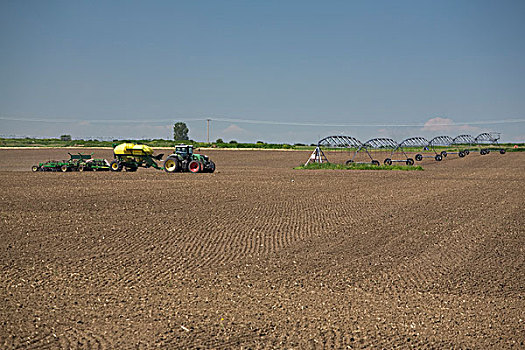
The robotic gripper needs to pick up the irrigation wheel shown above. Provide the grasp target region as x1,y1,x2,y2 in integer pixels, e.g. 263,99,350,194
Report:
435,154,443,161
406,158,414,165
459,151,465,158
500,149,506,154
384,158,392,165
371,160,380,166
415,154,423,161
345,159,354,165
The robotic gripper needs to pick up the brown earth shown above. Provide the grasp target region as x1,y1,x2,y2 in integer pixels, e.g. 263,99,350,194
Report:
0,149,523,349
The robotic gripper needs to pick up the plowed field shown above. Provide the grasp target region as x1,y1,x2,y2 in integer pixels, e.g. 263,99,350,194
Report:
1,149,524,349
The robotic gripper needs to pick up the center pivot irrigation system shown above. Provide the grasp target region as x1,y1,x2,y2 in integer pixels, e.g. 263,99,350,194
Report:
32,143,216,173
306,132,507,166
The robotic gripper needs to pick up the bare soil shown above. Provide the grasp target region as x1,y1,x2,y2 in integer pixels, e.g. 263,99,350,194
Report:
0,149,523,349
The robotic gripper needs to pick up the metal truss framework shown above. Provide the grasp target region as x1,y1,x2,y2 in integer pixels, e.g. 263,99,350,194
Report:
310,132,507,166
317,135,362,148
351,138,398,165
390,137,429,164
474,132,505,155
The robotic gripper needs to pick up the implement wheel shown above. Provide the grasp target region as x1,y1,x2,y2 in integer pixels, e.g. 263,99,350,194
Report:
110,160,122,172
31,165,39,172
188,160,201,173
415,154,423,161
164,157,180,173
61,165,69,172
207,160,216,173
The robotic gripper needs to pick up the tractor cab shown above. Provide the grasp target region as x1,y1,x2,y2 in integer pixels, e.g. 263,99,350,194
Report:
175,145,193,159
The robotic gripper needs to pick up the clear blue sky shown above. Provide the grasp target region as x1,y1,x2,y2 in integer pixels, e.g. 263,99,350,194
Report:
1,0,524,142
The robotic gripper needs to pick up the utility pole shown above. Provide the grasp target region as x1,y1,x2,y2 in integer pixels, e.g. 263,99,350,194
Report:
206,119,211,144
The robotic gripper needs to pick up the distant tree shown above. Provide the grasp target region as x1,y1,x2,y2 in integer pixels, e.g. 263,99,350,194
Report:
229,140,238,144
256,140,265,144
215,138,224,143
173,122,189,141
60,134,72,141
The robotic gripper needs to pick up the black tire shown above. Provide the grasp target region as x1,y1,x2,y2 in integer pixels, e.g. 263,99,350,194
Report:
441,151,447,157
465,150,470,155
406,158,414,166
486,150,490,154
435,154,442,161
78,165,85,172
207,160,216,173
384,158,392,166
345,159,354,165
459,151,465,158
125,166,138,172
110,160,122,172
31,165,39,172
415,154,423,161
500,149,506,154
164,156,181,173
480,149,485,155
61,165,69,172
371,160,380,166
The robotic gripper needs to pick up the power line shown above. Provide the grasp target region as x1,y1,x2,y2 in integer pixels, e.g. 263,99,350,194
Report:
1,115,524,128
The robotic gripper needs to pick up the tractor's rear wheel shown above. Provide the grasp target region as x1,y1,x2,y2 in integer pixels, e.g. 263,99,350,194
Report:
188,160,201,173
164,157,180,173
415,154,423,161
110,160,122,172
61,165,69,172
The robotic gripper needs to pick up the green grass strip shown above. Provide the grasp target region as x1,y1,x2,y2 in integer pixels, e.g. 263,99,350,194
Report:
295,162,423,171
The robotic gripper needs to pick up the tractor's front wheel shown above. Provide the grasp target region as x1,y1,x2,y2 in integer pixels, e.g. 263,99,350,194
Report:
188,160,201,173
110,160,122,172
164,157,181,173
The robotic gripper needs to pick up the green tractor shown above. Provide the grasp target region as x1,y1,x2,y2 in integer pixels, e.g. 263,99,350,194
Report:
110,143,164,172
163,144,216,173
